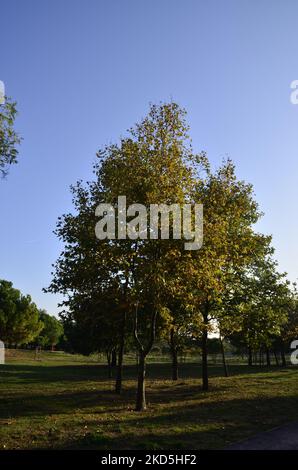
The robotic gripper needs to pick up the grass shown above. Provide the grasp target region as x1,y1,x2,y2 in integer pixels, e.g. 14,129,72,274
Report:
0,349,298,449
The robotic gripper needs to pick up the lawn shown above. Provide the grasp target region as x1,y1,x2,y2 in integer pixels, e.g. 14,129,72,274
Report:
0,350,298,450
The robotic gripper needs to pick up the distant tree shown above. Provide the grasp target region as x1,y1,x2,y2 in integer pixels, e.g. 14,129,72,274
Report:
161,299,198,381
223,257,290,367
271,284,298,366
0,280,42,346
60,289,133,380
37,310,64,350
0,98,21,177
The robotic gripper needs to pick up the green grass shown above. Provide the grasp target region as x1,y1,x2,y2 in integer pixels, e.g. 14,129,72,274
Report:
0,349,298,449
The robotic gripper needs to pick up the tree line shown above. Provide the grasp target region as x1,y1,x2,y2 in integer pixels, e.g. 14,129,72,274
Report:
45,102,298,411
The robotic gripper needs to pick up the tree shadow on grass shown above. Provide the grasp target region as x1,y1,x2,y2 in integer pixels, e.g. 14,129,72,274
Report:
46,393,298,450
0,362,290,385
0,367,297,423
0,364,111,383
0,362,295,424
1,360,298,450
0,380,207,419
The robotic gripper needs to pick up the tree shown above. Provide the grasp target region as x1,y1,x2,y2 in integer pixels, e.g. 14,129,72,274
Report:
160,299,197,381
60,287,133,380
224,257,290,367
0,280,42,346
37,310,64,350
47,102,200,410
267,282,297,366
98,102,199,410
177,160,271,390
0,98,21,177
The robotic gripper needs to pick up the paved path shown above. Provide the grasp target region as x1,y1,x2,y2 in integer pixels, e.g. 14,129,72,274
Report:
227,422,298,450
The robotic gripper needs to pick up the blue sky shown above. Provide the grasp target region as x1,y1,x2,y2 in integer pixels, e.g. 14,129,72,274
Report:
0,0,298,315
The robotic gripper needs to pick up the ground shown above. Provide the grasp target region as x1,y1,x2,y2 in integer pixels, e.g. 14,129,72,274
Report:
0,350,298,450
227,421,298,450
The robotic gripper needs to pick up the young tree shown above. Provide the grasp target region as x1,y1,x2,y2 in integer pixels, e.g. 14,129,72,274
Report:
99,102,199,410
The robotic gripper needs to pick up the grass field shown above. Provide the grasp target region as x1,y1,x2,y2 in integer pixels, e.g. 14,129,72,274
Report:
0,350,298,450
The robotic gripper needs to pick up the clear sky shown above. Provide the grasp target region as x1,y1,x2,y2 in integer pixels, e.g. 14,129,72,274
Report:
0,0,298,315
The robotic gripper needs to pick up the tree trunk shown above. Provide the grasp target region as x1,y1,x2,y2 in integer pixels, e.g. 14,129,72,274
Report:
111,348,117,367
134,304,158,411
259,348,262,367
220,334,228,377
280,341,287,367
115,312,126,394
253,351,256,365
106,351,112,378
172,348,178,381
170,328,178,381
248,346,253,366
201,311,209,391
266,348,271,367
273,349,280,366
34,346,39,360
136,352,146,411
